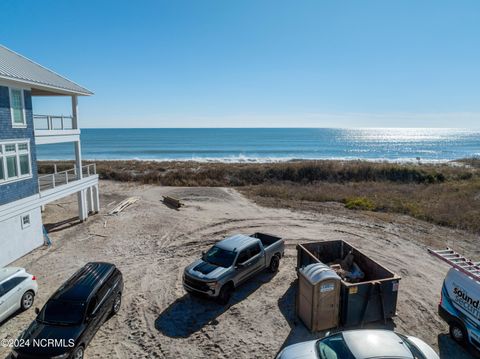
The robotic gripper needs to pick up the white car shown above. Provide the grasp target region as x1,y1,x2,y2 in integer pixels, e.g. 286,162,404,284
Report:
277,330,439,359
0,267,38,323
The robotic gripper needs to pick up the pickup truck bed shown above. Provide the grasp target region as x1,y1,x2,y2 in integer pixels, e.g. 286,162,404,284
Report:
251,232,282,247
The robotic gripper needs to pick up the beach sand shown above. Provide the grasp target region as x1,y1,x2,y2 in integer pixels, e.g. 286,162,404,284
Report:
1,180,478,358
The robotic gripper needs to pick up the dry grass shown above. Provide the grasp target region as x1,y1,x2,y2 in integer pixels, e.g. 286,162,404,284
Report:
38,159,480,233
39,159,475,186
241,179,480,233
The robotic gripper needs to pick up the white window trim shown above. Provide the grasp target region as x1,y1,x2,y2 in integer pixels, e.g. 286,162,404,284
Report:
21,213,31,229
9,87,27,128
0,139,33,185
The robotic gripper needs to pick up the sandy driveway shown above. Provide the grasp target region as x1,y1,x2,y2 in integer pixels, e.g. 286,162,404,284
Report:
1,180,479,358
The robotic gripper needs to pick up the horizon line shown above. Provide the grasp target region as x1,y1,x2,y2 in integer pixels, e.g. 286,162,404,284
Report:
80,126,480,130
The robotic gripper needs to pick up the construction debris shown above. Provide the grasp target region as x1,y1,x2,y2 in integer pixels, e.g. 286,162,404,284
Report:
330,250,365,283
163,195,183,209
108,197,139,215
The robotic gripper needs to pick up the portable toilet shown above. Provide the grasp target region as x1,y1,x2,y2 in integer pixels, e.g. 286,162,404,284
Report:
297,263,341,331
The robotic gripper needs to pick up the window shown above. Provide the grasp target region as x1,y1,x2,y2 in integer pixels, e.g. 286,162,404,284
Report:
249,243,262,257
95,283,112,312
21,214,31,229
87,296,98,316
38,300,85,325
237,244,261,265
398,334,427,359
203,246,237,268
236,249,252,264
0,141,32,183
1,277,27,295
317,334,355,359
0,146,3,181
6,156,17,177
9,88,26,127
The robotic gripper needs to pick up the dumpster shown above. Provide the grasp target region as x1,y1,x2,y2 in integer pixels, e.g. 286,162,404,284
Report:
297,240,401,327
297,263,341,331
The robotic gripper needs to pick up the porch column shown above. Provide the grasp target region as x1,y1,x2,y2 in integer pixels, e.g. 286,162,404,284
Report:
93,185,100,213
86,186,94,214
72,95,87,221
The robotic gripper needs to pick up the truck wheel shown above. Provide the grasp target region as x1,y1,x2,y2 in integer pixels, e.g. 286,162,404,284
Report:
449,321,467,345
269,255,280,273
217,284,233,305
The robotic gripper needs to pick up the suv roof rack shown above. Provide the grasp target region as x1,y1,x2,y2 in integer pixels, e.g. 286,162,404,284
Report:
428,248,480,282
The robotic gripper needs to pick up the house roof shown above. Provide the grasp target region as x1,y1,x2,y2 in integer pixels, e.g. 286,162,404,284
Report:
0,45,93,96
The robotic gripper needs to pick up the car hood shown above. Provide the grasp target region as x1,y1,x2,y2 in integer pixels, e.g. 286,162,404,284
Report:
407,336,440,359
185,259,230,280
15,320,82,356
276,340,318,359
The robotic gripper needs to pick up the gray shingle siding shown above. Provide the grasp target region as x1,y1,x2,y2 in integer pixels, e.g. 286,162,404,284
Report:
0,85,39,205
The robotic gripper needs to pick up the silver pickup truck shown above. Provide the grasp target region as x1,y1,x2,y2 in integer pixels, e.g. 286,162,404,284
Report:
183,233,284,304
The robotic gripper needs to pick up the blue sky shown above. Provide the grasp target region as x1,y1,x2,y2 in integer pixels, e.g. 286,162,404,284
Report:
1,0,479,128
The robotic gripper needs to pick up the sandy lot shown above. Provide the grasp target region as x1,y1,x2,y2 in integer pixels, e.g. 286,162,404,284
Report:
1,180,479,358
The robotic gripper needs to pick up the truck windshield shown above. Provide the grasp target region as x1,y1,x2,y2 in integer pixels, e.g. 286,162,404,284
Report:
37,299,85,326
203,246,236,268
316,334,355,359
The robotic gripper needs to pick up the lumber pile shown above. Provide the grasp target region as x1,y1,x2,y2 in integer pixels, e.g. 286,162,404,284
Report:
108,197,139,215
163,195,182,209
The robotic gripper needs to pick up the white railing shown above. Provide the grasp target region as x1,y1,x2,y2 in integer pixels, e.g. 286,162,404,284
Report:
38,164,97,192
33,114,74,131
82,163,97,177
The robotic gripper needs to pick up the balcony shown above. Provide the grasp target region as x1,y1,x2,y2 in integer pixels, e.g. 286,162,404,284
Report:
33,114,80,145
38,164,97,193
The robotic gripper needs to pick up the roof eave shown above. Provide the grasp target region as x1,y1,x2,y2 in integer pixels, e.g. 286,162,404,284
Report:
0,75,93,96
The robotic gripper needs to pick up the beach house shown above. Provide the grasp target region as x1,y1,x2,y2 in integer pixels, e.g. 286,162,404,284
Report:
0,45,99,266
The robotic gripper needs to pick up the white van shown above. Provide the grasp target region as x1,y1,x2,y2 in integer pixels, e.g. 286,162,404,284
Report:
429,248,480,350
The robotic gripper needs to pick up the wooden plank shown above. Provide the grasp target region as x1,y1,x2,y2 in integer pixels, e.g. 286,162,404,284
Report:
163,195,183,209
108,197,139,215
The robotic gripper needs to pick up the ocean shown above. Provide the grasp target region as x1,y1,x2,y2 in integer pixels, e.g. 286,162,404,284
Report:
36,128,480,163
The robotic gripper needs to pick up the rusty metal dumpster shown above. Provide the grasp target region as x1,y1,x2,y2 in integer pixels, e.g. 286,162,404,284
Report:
297,240,401,327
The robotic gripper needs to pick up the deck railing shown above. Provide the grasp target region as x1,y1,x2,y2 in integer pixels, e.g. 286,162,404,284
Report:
38,164,97,192
33,114,74,131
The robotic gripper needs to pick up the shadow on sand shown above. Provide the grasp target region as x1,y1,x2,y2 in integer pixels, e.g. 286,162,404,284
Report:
44,216,82,233
161,200,181,211
0,308,24,328
438,334,479,359
155,271,276,338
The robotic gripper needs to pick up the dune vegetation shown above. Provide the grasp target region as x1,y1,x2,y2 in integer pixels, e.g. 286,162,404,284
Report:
39,159,480,233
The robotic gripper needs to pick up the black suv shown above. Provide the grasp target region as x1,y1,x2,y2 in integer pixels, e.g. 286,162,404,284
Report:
11,262,123,359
